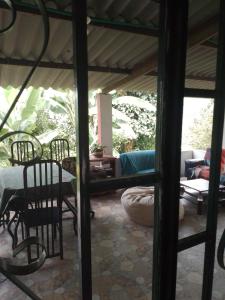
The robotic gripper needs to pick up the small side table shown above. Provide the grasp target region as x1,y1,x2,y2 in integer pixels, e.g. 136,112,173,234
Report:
90,155,116,178
180,178,225,215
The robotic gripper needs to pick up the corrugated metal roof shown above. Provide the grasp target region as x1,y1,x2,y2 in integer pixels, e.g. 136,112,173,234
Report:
16,0,160,26
186,46,217,79
0,0,219,92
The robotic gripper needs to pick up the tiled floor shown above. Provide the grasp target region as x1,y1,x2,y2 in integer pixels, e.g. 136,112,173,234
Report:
0,190,225,299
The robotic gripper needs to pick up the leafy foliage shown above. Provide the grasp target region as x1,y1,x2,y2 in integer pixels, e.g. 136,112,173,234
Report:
112,91,157,153
36,89,76,156
185,101,213,149
0,87,158,164
90,142,105,152
0,84,215,168
0,86,48,165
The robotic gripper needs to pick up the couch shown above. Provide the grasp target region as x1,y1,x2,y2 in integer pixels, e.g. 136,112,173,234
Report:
185,148,225,184
119,150,155,176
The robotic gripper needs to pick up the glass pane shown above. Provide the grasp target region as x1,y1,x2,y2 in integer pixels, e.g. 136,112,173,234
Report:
180,97,215,237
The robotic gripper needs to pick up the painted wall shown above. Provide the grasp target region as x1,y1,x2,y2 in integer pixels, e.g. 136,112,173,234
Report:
96,93,112,155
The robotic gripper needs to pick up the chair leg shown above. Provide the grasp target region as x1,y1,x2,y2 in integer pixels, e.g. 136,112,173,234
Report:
21,222,25,240
59,221,63,260
73,216,77,235
25,227,32,264
13,217,21,250
6,211,10,225
1,211,10,229
7,212,19,250
53,224,57,239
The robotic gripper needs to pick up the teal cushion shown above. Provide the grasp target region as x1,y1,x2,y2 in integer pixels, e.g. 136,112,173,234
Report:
137,169,155,175
120,150,155,176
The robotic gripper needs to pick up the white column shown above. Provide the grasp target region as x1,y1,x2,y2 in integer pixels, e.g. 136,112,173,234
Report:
96,93,112,155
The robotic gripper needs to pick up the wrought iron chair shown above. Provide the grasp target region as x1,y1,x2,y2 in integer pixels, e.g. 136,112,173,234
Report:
10,140,35,166
0,236,46,300
50,138,70,163
61,156,96,233
0,211,10,229
7,160,63,262
9,134,43,166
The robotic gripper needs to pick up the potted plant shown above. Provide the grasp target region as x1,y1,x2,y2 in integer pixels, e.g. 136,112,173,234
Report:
90,143,105,158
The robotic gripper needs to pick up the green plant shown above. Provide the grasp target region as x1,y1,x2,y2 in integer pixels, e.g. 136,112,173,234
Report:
0,86,47,165
90,142,105,153
112,92,157,153
184,101,213,149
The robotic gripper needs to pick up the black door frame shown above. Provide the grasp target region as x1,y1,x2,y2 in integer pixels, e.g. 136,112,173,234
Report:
72,0,225,299
72,0,92,299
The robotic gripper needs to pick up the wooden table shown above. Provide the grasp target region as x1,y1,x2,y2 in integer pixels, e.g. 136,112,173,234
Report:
90,155,116,178
180,178,225,215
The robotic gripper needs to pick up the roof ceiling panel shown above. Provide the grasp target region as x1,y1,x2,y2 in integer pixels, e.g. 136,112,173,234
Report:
0,0,219,91
185,79,215,90
188,0,219,29
186,46,217,79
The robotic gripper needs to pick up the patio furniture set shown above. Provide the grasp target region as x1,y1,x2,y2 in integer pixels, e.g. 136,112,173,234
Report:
1,145,223,261
120,148,225,226
0,136,118,297
0,137,78,298
0,138,76,261
0,137,117,259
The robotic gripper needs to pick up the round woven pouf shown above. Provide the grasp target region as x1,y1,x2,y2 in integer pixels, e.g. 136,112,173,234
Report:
121,186,184,227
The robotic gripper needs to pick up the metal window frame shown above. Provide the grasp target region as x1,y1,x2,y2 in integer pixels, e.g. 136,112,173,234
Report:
72,0,225,299
72,0,92,298
152,1,189,299
201,0,225,298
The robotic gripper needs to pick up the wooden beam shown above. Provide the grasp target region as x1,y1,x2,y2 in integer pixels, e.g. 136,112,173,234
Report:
184,88,215,98
185,74,215,82
102,15,219,93
147,70,215,82
0,57,131,74
0,57,215,85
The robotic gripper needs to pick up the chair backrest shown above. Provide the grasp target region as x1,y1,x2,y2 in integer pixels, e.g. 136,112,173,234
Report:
50,138,70,162
10,140,35,166
23,159,63,201
23,160,63,259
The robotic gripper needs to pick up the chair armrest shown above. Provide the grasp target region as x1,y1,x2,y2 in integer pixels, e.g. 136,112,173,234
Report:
185,159,206,177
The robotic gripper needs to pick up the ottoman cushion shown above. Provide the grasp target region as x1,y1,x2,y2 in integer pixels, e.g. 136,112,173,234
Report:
121,186,184,227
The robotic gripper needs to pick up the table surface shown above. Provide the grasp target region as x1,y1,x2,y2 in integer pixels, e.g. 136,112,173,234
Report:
89,155,116,162
180,178,225,193
0,164,75,214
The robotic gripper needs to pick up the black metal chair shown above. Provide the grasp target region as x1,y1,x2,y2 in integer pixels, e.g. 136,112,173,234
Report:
10,140,35,166
0,236,46,300
61,157,96,233
50,138,70,163
7,160,63,262
0,211,10,229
